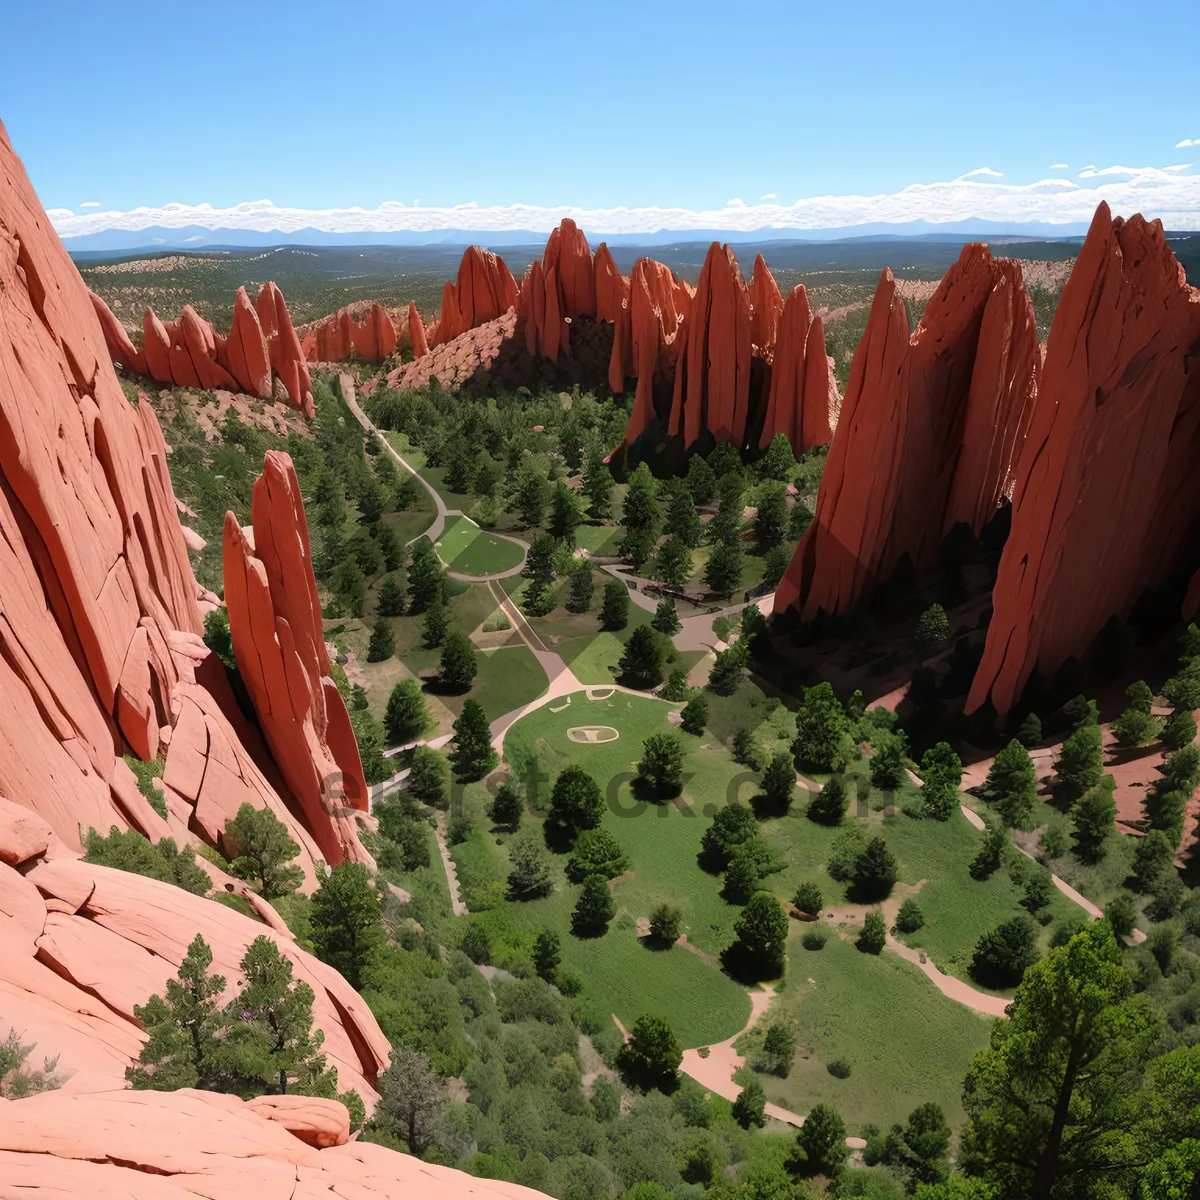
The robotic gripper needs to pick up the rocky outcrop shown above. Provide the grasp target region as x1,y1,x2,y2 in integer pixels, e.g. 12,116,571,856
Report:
387,310,518,392
748,254,783,352
969,205,1200,715
408,298,429,357
90,284,314,415
429,246,519,347
669,243,754,449
300,301,398,364
222,452,370,868
758,284,840,451
0,1088,548,1198
776,244,1041,621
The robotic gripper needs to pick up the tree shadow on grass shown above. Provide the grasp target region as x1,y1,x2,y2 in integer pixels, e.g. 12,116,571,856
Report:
720,941,784,986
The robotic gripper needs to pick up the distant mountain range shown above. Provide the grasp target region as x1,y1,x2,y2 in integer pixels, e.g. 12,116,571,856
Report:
62,218,1101,255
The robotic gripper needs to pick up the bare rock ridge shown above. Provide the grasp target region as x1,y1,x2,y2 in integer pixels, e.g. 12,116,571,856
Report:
91,285,315,418
298,300,401,363
775,243,1042,625
430,244,521,346
222,451,371,868
968,204,1200,715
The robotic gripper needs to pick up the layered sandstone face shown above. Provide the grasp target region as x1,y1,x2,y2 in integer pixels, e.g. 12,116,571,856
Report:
775,244,1041,620
90,283,314,416
300,300,399,365
429,245,520,346
0,1087,548,1198
222,452,371,868
969,205,1200,715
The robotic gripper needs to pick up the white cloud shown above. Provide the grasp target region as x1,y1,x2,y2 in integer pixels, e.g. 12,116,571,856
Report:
46,163,1200,240
1050,163,1068,170
80,201,100,208
1177,139,1198,148
959,167,1004,178
759,192,777,200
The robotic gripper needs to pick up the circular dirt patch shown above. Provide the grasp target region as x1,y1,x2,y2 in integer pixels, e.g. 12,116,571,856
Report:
567,725,620,743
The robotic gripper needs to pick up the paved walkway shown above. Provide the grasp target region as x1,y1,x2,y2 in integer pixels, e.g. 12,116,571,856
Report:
434,812,469,917
339,372,528,582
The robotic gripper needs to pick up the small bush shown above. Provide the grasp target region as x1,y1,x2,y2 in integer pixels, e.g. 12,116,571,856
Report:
827,1058,852,1079
802,929,828,951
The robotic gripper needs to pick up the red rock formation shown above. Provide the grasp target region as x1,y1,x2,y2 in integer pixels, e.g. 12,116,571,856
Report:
617,258,694,444
89,290,146,374
748,254,783,351
224,286,272,399
387,310,518,391
408,298,428,357
222,451,370,867
669,243,754,449
255,281,315,418
758,285,840,452
430,245,519,346
969,204,1200,715
303,301,398,364
543,217,596,319
0,1088,548,1198
776,243,1042,621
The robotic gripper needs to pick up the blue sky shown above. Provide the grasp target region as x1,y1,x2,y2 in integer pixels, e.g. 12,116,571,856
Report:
4,0,1197,227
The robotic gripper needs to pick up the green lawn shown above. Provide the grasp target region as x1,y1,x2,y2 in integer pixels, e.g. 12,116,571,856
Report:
435,515,525,576
737,926,995,1132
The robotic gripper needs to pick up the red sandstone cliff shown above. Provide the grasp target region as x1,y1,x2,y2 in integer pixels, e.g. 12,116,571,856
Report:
300,300,399,364
222,452,371,867
775,244,1042,621
429,245,519,347
968,204,1200,715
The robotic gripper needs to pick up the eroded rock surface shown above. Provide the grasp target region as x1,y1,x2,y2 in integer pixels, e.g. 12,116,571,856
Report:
429,245,519,347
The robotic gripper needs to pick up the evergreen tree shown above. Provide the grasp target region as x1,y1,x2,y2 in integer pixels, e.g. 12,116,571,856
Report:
792,1104,847,1178
331,556,366,617
708,441,744,481
581,453,614,519
651,597,682,635
565,563,594,613
792,682,855,773
565,829,628,882
310,863,383,990
507,830,553,899
514,462,548,527
439,631,478,691
921,741,963,821
728,892,789,979
600,579,629,630
532,929,561,982
762,544,791,588
83,826,210,895
367,619,395,662
617,1015,682,1091
571,873,615,935
882,1103,951,1190
621,462,659,532
660,668,691,701
1132,828,1176,892
224,804,304,899
760,750,796,810
375,1046,446,1157
807,774,849,825
1071,776,1116,862
857,909,887,954
489,781,523,831
1161,708,1197,752
654,534,693,586
407,746,447,806
376,574,406,617
753,481,789,553
970,821,1009,881
1063,694,1100,730
870,728,908,789
548,766,604,832
636,732,684,798
701,802,757,865
985,739,1038,829
406,539,445,613
1016,712,1043,748
732,1073,767,1129
221,935,334,1096
707,475,745,547
757,433,797,482
732,725,766,770
617,625,670,688
789,501,813,540
853,837,898,900
375,523,403,572
448,699,496,780
707,643,746,695
649,904,682,945
793,881,824,917
1113,681,1165,747
349,529,383,576
894,897,925,933
421,601,448,648
1054,721,1104,805
619,525,656,572
384,679,428,745
685,454,718,506
663,480,704,548
548,480,586,543
915,603,950,653
680,691,709,734
127,934,227,1091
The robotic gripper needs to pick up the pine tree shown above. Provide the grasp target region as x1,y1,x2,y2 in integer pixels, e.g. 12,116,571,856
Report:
548,480,586,543
707,643,746,695
439,632,478,691
761,750,796,810
753,482,789,553
406,539,445,613
532,929,561,981
621,462,659,532
376,574,406,617
651,597,682,635
793,1103,848,1178
853,837,898,900
757,433,798,482
762,544,791,588
1071,776,1116,862
421,601,448,649
449,699,496,781
384,679,428,745
1162,707,1197,752
310,863,383,990
222,935,335,1096
680,691,709,734
660,668,691,702
331,556,367,617
375,523,403,572
857,909,887,953
616,625,670,688
914,604,950,652
600,579,629,630
663,481,704,548
920,742,963,821
514,462,548,527
1113,680,1165,748
707,475,745,547
571,873,615,935
728,892,789,978
685,454,718,506
566,563,594,613
367,619,395,662
1055,721,1104,805
549,766,604,832
654,534,693,586
806,775,849,824
127,934,228,1091
733,1073,767,1129
637,732,684,798
705,540,744,595
581,453,614,519
792,682,855,773
985,739,1038,829
224,804,304,899
619,525,656,572
507,830,553,899
407,746,447,806
1016,712,1043,748
489,781,523,830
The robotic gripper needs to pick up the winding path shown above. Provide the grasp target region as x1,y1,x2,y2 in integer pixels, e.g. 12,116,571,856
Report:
339,372,527,582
